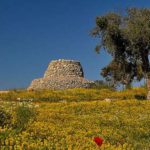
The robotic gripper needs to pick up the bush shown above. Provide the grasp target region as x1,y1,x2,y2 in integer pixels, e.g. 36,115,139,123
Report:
134,94,146,100
0,109,12,127
89,80,115,90
15,104,36,130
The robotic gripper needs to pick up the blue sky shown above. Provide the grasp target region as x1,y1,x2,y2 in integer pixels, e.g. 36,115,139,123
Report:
0,0,149,89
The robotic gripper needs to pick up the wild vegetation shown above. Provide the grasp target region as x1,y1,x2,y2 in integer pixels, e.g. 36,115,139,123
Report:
0,88,149,149
0,87,147,102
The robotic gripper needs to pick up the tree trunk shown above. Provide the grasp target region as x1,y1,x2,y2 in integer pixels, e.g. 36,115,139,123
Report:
147,78,150,100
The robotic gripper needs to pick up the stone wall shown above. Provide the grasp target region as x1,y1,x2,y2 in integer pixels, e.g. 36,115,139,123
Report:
28,59,93,90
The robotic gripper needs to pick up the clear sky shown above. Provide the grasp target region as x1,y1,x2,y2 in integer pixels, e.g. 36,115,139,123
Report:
0,0,149,89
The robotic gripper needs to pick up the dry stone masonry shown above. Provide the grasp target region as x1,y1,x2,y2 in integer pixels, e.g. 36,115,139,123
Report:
28,59,93,90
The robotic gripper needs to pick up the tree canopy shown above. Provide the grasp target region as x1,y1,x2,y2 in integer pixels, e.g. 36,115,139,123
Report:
92,8,150,85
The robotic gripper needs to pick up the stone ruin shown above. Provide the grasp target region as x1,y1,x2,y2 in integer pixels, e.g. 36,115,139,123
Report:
28,59,94,90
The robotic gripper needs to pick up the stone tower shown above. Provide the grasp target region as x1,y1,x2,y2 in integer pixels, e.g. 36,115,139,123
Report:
28,59,93,90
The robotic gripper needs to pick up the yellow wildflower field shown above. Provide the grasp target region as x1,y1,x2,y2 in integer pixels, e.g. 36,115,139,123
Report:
0,97,149,149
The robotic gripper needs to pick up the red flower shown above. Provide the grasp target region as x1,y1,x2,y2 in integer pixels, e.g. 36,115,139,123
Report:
94,137,103,147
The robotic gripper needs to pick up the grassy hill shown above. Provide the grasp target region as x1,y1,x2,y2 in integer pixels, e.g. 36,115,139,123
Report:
0,87,147,102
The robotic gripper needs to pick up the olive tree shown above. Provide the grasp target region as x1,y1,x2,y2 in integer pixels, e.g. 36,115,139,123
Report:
91,8,150,88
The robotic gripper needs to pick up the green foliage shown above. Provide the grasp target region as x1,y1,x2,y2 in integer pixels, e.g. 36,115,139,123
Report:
92,8,150,85
15,104,36,130
89,80,115,90
134,94,146,100
0,109,11,127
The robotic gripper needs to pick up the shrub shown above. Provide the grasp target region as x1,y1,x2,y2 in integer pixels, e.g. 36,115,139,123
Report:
89,80,115,90
15,104,36,130
134,94,146,100
0,109,12,127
